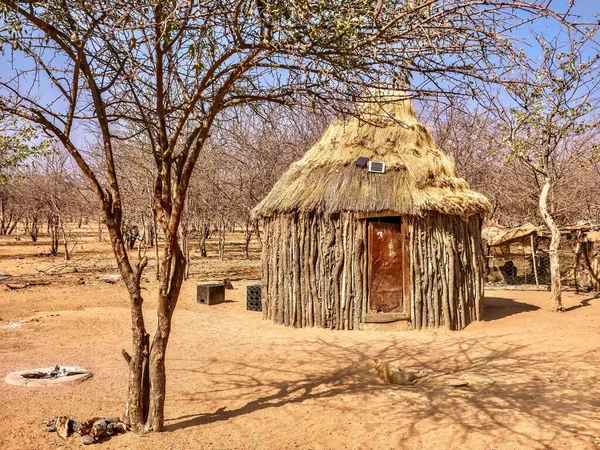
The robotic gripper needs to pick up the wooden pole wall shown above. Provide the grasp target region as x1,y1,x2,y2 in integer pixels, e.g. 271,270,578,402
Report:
408,213,485,330
260,212,485,331
261,213,366,330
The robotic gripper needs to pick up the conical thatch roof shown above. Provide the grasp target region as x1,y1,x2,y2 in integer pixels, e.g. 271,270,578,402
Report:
253,96,490,218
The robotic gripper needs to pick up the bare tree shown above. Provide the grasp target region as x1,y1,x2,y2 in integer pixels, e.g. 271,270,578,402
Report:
0,0,575,434
430,103,600,227
0,180,20,235
19,153,81,258
218,107,329,258
488,29,600,311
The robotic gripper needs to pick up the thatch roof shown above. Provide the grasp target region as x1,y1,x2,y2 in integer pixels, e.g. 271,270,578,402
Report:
253,95,490,218
483,222,540,247
483,221,600,246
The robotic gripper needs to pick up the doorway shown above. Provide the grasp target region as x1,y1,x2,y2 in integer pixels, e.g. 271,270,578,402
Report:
367,217,409,313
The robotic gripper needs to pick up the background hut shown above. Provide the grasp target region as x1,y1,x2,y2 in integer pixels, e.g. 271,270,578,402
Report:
253,97,490,331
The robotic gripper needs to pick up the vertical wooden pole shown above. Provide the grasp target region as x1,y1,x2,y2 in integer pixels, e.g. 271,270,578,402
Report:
531,234,539,286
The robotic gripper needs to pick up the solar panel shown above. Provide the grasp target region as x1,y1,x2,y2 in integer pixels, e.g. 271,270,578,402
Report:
368,161,386,174
355,157,369,168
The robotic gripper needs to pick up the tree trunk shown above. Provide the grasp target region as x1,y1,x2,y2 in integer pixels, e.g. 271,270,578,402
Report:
197,220,209,258
243,220,252,259
153,209,160,281
0,198,5,235
254,220,262,250
218,220,225,261
115,221,187,435
50,216,59,256
146,214,154,247
29,217,39,242
7,218,18,236
182,225,190,280
104,220,150,433
539,178,564,312
144,241,185,432
59,216,70,261
97,216,103,242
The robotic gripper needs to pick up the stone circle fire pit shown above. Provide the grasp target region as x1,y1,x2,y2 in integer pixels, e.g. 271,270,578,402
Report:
4,365,92,387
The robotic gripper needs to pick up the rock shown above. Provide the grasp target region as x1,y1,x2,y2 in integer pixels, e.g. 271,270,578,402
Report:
79,418,95,436
91,419,107,437
71,419,82,434
447,379,469,388
55,416,71,440
42,418,57,432
81,434,95,445
103,274,121,284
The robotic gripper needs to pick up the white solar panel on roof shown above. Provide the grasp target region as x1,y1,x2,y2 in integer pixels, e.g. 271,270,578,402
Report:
368,161,386,174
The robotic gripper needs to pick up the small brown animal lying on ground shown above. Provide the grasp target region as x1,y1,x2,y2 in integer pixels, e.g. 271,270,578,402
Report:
373,359,419,385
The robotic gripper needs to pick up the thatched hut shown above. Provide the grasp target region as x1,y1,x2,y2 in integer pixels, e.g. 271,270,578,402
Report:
253,97,490,331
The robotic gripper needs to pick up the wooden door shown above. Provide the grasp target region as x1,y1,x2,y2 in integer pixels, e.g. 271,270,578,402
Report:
368,220,407,313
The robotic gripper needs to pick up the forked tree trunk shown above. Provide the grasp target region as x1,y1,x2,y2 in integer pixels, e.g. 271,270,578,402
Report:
539,178,564,312
7,218,18,236
144,238,185,432
0,198,17,235
197,220,210,258
110,205,186,434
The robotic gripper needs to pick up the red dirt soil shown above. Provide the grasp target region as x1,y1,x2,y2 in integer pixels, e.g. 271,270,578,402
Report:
0,229,599,449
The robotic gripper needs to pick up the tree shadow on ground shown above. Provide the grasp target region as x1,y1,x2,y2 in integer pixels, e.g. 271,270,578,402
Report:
482,296,540,321
164,334,600,449
565,294,599,312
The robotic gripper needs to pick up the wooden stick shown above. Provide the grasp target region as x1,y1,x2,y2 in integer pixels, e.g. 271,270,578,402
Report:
531,234,539,286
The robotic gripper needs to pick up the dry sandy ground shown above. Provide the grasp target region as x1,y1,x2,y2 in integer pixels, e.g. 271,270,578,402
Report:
0,230,599,450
